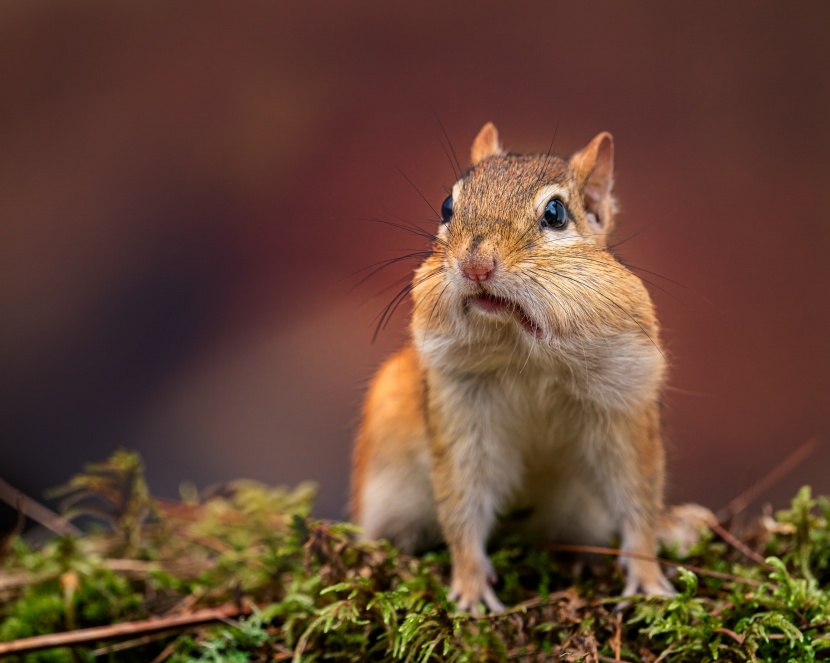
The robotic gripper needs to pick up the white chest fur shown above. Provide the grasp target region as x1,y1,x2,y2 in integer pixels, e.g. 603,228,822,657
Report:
418,321,664,413
419,324,664,543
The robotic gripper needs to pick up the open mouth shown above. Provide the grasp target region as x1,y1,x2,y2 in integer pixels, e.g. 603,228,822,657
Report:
466,292,542,337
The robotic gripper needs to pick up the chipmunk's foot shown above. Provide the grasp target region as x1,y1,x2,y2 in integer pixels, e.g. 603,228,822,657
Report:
447,581,504,615
447,557,504,615
657,503,717,556
622,559,676,598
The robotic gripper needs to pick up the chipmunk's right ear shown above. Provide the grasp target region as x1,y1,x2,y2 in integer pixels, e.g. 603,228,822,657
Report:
471,122,504,166
570,132,617,241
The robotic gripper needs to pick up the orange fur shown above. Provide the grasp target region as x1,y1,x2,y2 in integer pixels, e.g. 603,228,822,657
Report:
351,124,674,612
350,345,425,522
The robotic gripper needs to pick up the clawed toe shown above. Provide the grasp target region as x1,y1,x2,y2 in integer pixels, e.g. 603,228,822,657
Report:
447,578,504,614
620,560,677,607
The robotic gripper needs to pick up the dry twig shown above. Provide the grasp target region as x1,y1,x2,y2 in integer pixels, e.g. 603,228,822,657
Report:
90,629,182,657
710,522,770,567
653,638,682,663
148,640,179,663
546,543,764,588
713,627,744,644
611,611,622,661
0,604,250,656
0,478,81,537
716,437,819,523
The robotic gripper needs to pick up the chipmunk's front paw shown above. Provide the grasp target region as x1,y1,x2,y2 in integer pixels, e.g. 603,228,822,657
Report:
622,559,676,598
447,563,504,615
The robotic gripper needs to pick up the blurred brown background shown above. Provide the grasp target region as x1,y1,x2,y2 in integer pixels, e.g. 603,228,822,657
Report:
1,1,828,524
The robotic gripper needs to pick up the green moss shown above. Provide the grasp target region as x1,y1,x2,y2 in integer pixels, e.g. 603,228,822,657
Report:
2,450,829,662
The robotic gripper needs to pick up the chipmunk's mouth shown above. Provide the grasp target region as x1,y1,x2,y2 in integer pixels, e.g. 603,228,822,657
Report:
466,292,542,337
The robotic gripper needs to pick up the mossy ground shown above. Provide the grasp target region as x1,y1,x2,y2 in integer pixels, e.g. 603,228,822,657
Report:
1,451,829,662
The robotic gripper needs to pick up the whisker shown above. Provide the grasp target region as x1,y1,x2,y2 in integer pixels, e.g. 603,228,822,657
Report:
345,251,433,293
358,271,418,307
435,131,459,182
372,269,445,341
361,216,441,244
395,167,441,220
432,109,462,178
421,280,451,346
383,213,450,250
527,273,566,313
500,222,693,307
616,259,718,310
529,267,667,363
531,117,561,190
546,254,685,305
372,282,412,336
606,224,655,251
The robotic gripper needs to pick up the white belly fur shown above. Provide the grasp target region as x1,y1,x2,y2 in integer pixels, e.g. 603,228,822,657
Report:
417,328,663,548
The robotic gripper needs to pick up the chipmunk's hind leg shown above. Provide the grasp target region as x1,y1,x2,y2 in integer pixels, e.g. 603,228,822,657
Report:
355,455,440,553
350,345,441,554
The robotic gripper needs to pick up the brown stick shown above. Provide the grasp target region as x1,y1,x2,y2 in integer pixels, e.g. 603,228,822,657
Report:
713,627,744,644
0,478,81,537
0,558,208,594
611,612,622,661
506,643,537,660
546,543,764,588
90,629,182,657
716,437,819,523
148,640,179,663
653,638,682,663
0,572,32,592
710,522,770,567
0,604,249,656
485,589,575,618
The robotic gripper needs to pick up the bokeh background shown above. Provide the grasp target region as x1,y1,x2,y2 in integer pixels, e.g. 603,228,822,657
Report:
1,1,828,527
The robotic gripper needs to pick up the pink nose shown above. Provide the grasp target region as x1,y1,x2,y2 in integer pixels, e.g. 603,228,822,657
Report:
460,258,496,282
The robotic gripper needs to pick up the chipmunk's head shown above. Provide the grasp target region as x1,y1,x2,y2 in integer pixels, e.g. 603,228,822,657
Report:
411,123,653,348
449,121,617,258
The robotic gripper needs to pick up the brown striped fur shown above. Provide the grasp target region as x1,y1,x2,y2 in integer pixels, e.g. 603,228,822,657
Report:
351,124,674,612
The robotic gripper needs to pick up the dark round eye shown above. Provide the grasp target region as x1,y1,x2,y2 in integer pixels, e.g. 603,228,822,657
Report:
541,198,568,230
440,195,453,224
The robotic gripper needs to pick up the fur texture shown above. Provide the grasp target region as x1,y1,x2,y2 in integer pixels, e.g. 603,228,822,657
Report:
351,124,674,613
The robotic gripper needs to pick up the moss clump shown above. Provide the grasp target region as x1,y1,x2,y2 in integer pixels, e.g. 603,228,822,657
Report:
1,451,829,662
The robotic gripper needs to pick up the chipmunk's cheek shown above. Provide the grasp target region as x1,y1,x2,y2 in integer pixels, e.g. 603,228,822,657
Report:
541,230,583,249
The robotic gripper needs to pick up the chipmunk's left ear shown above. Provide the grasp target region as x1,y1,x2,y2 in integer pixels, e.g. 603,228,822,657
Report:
570,132,617,238
471,122,505,166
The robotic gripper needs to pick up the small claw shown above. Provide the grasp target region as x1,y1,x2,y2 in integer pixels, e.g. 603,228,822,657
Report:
454,596,472,613
623,558,676,599
647,575,677,598
446,582,504,615
481,585,505,613
633,571,677,598
612,578,637,614
446,555,503,614
482,556,498,585
616,566,676,612
617,574,675,615
622,576,639,599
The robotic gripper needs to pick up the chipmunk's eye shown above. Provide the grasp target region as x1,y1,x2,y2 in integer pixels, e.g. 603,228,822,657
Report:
541,198,568,230
440,195,453,224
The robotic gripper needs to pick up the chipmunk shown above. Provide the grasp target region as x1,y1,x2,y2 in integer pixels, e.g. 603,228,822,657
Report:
350,123,676,613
